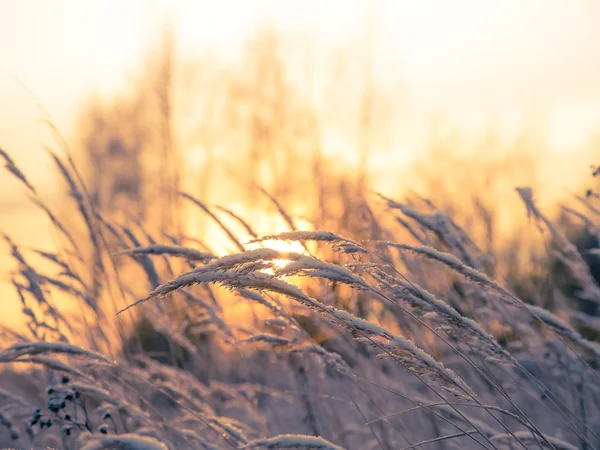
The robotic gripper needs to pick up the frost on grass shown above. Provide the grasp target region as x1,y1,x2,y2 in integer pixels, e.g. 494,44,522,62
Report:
0,342,112,364
237,333,292,346
517,186,600,304
373,269,509,361
198,248,298,272
126,249,474,398
119,268,315,314
380,243,500,290
334,307,476,398
490,430,578,450
273,255,370,289
528,304,600,358
244,434,346,450
251,231,367,254
79,433,169,450
379,195,484,270
116,244,215,262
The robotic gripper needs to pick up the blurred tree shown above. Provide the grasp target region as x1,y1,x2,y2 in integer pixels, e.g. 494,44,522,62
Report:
78,27,180,237
80,95,148,223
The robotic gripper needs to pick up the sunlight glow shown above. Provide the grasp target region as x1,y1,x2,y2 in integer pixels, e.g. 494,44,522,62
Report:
3,0,600,331
247,238,308,274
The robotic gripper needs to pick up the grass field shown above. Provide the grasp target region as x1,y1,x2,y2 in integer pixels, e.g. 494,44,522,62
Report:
0,145,599,449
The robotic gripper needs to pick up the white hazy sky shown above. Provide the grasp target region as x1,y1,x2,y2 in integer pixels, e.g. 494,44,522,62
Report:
2,0,600,177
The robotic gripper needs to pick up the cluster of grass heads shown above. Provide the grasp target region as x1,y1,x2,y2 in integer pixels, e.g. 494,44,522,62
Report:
1,146,599,450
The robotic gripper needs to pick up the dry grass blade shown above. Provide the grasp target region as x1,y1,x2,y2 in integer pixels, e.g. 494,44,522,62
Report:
126,254,475,399
257,186,297,231
251,231,367,254
237,334,292,346
180,191,246,252
0,342,112,363
215,204,259,238
0,148,37,194
379,242,513,298
79,433,169,450
115,244,215,262
243,434,346,450
399,430,480,450
490,431,578,450
528,304,600,358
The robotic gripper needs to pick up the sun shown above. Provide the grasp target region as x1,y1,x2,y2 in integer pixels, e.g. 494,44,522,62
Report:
246,237,308,273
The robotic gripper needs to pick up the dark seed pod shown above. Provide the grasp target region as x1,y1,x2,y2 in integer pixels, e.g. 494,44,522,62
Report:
48,403,60,413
